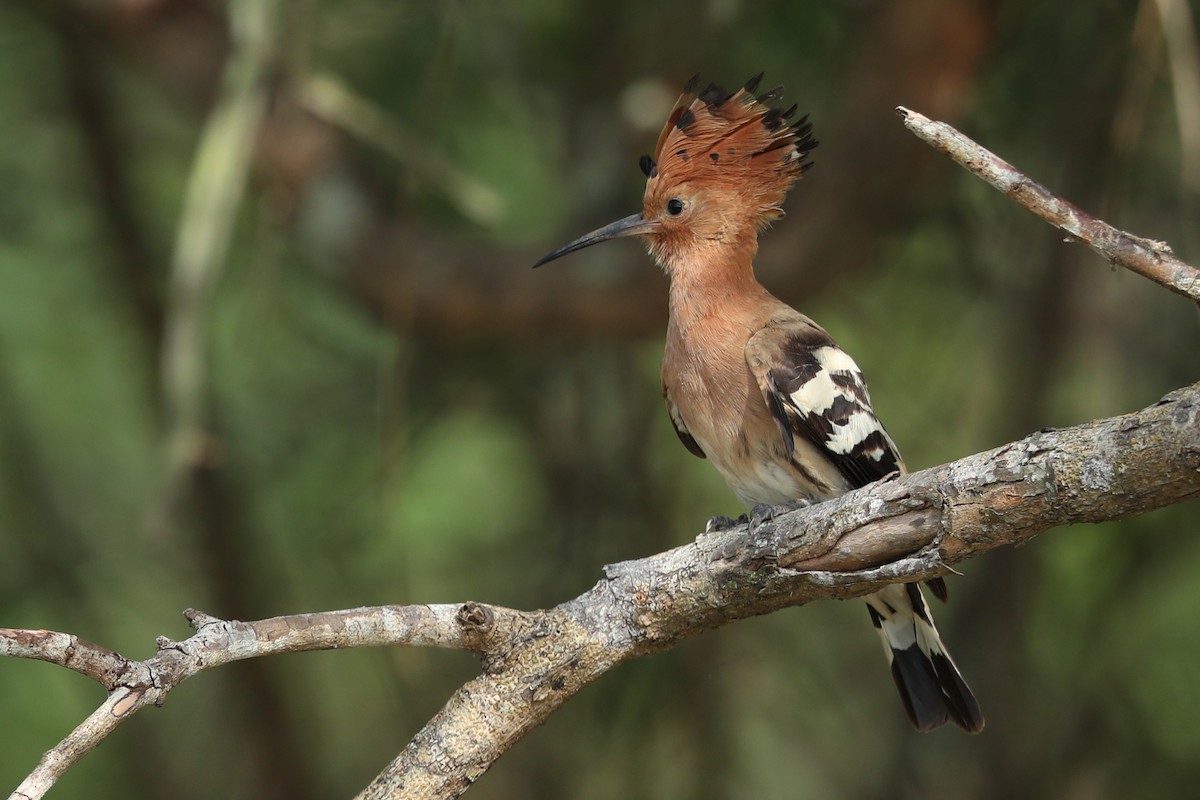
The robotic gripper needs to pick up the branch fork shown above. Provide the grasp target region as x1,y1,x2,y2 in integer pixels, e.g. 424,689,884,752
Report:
7,111,1200,800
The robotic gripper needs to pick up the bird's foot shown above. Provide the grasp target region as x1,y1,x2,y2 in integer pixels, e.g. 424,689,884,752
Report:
705,513,749,533
749,499,812,533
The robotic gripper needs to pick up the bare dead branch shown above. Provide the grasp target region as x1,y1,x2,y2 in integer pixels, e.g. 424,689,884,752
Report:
897,106,1200,304
9,693,133,800
0,630,129,690
356,381,1200,799
7,380,1198,799
4,603,524,800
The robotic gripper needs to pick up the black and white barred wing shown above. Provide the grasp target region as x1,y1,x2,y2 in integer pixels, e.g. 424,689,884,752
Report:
747,316,981,732
746,317,905,490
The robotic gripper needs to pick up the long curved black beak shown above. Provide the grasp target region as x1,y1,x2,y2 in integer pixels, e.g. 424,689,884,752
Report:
532,213,657,268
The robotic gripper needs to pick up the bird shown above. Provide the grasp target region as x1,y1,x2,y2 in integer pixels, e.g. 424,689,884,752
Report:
533,73,983,733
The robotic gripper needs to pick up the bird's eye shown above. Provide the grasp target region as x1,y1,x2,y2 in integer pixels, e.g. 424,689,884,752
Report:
666,198,684,216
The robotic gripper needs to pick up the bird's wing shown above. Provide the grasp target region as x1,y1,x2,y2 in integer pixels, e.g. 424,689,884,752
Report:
745,316,904,489
663,380,706,459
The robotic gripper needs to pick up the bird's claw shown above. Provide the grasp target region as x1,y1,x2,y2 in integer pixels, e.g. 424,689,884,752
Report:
705,513,749,533
749,499,812,532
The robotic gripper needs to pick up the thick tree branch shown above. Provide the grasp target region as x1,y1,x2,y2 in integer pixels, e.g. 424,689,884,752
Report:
357,381,1200,799
897,106,1200,304
8,381,1196,799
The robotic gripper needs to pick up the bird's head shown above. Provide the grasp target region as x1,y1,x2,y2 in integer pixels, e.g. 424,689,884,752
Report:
534,73,817,276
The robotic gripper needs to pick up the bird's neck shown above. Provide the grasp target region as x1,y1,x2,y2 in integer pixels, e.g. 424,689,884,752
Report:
666,247,766,328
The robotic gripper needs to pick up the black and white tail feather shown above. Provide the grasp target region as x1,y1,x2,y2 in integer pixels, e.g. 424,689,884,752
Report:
866,584,984,733
744,314,985,733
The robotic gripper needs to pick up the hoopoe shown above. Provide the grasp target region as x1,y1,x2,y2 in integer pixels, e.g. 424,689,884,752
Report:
534,74,983,733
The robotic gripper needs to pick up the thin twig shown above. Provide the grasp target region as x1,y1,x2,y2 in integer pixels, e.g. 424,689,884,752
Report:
5,603,518,800
9,692,138,800
897,106,1200,304
0,630,131,689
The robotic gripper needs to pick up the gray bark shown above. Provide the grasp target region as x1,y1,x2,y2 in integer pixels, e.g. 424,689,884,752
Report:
358,382,1200,799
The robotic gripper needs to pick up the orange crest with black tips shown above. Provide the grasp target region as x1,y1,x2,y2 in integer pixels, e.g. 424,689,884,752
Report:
641,74,817,230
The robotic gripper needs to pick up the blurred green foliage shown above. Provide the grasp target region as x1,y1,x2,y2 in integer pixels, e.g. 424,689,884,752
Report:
0,0,1198,798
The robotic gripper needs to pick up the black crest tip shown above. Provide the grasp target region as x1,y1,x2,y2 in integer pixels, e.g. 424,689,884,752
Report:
762,108,785,131
676,108,696,130
698,82,733,107
743,72,765,93
639,154,657,178
683,74,702,94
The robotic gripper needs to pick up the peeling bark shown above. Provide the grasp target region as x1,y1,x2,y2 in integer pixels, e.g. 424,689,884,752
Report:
6,385,1198,800
357,383,1200,799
